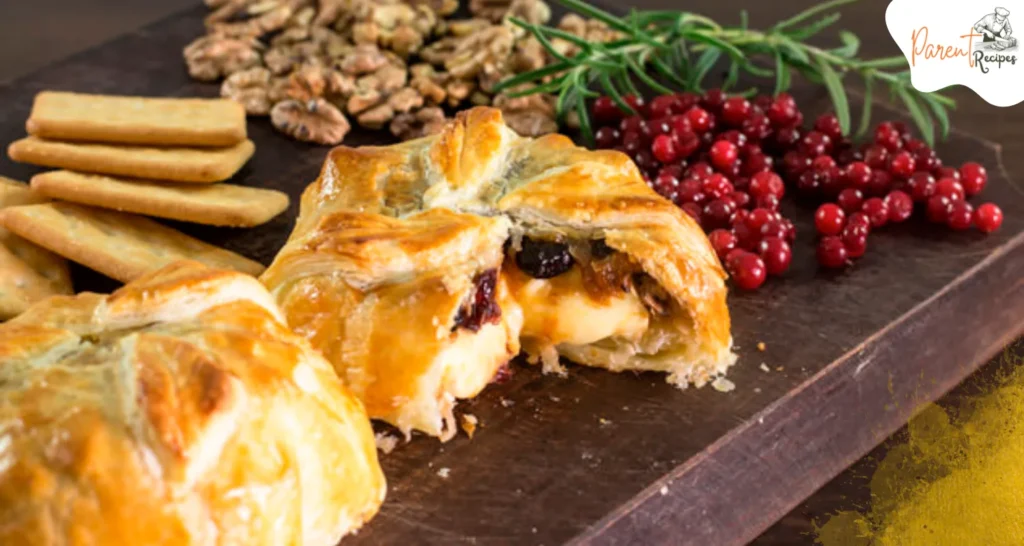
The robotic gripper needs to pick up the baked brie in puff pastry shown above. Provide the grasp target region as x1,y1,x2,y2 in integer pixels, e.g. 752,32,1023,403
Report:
0,261,385,545
262,107,734,440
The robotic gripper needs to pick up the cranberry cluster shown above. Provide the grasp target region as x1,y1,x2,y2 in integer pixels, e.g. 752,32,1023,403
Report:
803,120,1004,267
588,90,1005,289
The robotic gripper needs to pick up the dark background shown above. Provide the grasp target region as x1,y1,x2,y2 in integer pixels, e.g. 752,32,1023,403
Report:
2,1,1021,544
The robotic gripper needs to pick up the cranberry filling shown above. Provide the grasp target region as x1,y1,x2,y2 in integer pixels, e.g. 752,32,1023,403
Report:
515,237,574,278
453,269,501,332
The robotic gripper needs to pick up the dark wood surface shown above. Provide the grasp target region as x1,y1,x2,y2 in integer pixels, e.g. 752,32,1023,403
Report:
1,2,1022,545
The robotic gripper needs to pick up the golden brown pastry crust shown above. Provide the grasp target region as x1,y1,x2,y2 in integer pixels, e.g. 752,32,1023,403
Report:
263,107,734,439
0,261,386,545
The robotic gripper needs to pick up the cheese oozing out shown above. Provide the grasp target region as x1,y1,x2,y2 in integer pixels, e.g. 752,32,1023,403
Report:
504,264,649,346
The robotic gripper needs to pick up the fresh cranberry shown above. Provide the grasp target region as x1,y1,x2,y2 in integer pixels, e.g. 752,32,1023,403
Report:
620,115,647,136
935,178,965,201
677,178,704,203
885,190,914,223
817,236,849,268
595,126,620,148
889,151,916,178
756,193,781,211
624,94,647,116
863,145,890,170
771,127,802,152
729,190,752,209
874,122,902,151
862,198,889,228
686,162,714,181
757,237,792,275
651,134,678,163
592,96,623,126
745,208,775,233
926,195,953,223
841,223,869,258
669,113,692,134
767,94,799,127
702,174,733,200
732,176,751,191
946,201,974,230
753,94,773,112
675,92,700,112
843,162,872,190
649,95,680,119
749,172,785,199
974,203,1003,233
675,131,701,159
708,229,738,260
906,172,936,202
721,97,752,126
815,203,846,235
914,149,940,172
652,172,679,196
710,140,739,171
659,164,684,180
814,113,843,141
647,118,672,137
731,208,750,226
681,202,702,224
847,212,871,232
960,162,988,196
835,146,864,166
686,107,713,133
701,89,726,111
837,188,865,213
622,131,644,155
740,113,772,141
702,199,736,230
742,152,774,175
903,138,927,154
800,131,832,157
760,219,788,241
893,121,912,140
796,170,821,194
782,151,812,177
727,251,767,290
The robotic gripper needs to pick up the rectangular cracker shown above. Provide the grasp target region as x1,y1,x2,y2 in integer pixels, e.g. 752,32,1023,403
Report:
0,176,73,293
26,91,246,147
31,170,289,227
0,244,66,320
7,136,255,184
0,202,265,283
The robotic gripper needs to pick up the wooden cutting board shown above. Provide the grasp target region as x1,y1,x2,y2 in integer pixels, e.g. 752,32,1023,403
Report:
0,5,1021,545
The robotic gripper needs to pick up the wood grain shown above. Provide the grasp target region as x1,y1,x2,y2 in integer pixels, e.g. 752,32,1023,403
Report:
0,2,1021,546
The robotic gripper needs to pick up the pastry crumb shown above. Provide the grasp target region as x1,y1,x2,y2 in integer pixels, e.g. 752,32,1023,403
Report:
776,366,784,372
549,395,561,402
759,363,770,373
437,467,450,478
460,414,479,438
659,485,669,496
712,377,735,392
599,417,612,426
757,341,766,351
758,416,765,424
754,387,762,393
500,397,515,408
374,432,398,454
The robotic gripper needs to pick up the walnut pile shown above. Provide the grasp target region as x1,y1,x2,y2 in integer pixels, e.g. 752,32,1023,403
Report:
185,0,615,144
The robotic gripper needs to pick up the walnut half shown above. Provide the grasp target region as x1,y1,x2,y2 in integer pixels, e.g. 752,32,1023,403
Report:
271,98,351,145
221,67,274,115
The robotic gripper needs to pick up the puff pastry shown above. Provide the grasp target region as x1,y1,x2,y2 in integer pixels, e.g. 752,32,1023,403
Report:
263,107,735,440
0,261,385,545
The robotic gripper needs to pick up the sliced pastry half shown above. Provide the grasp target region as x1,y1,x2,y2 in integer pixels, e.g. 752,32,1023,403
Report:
262,107,734,440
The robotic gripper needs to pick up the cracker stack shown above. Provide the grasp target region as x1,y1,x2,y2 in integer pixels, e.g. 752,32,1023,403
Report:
1,91,286,299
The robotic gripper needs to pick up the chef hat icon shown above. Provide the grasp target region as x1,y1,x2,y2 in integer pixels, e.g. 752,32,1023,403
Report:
996,7,1010,17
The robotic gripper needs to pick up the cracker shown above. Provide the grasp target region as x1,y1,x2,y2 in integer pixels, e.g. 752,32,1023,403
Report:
26,91,246,147
0,203,265,283
31,170,289,227
0,176,72,292
0,244,66,320
7,137,255,184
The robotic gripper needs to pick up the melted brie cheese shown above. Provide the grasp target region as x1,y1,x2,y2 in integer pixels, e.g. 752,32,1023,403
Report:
505,265,649,346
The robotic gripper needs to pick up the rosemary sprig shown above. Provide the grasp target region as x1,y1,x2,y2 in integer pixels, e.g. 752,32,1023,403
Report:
494,0,955,147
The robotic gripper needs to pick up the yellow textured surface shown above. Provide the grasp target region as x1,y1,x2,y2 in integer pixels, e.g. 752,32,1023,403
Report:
817,349,1024,545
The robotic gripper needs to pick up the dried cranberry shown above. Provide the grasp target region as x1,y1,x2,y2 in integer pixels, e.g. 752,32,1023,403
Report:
453,269,502,332
516,238,574,279
591,239,616,259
